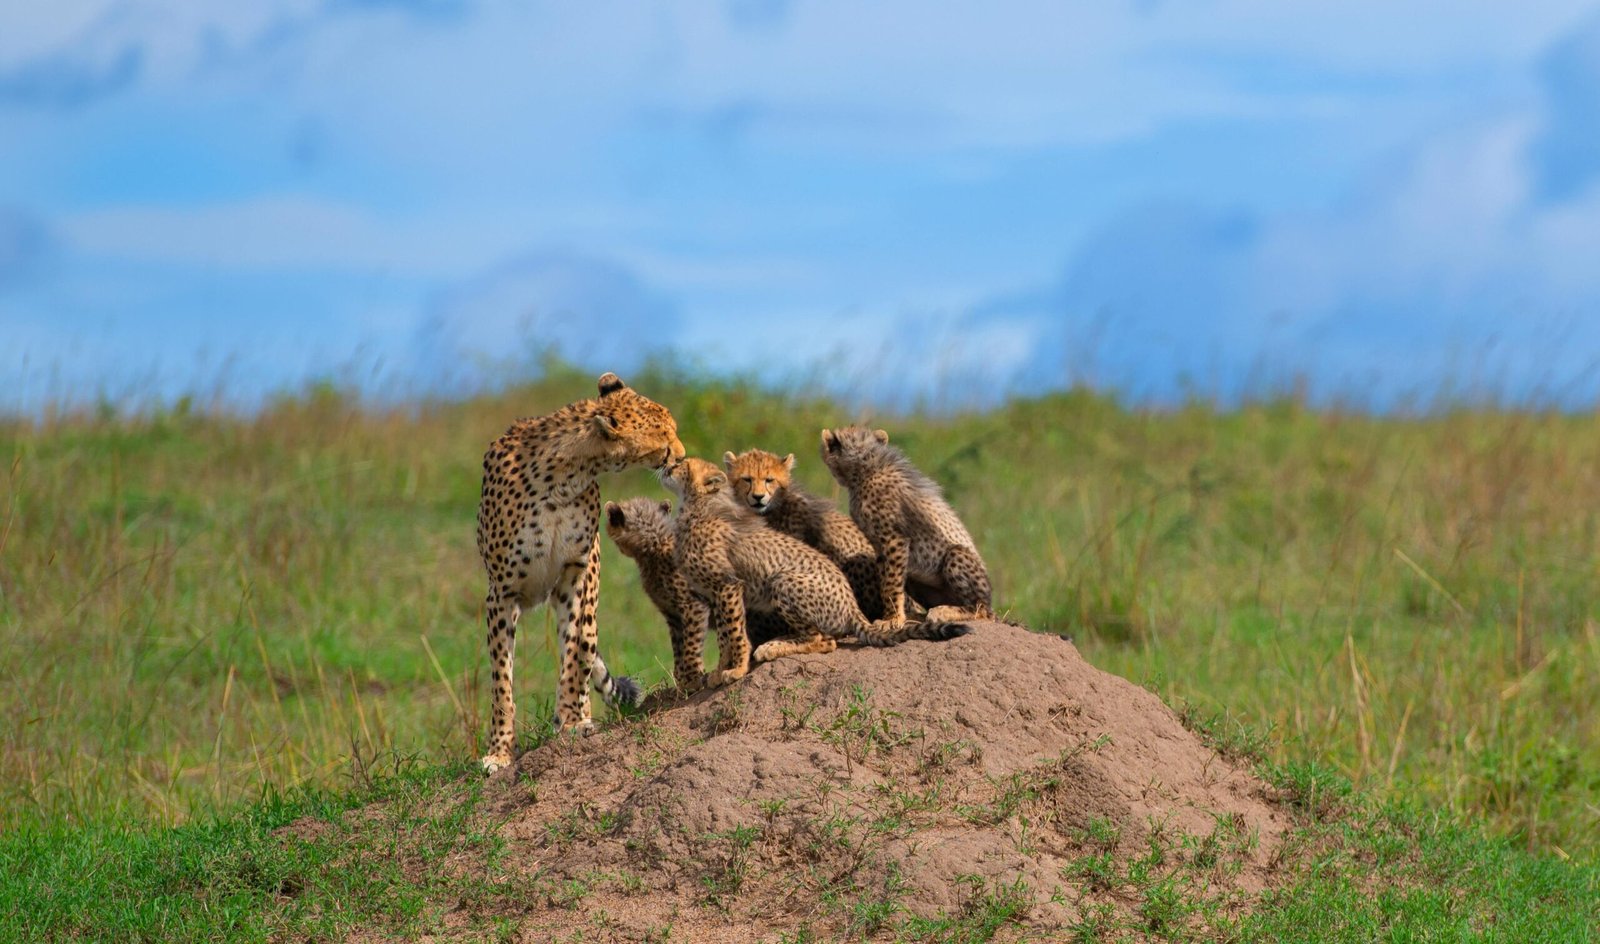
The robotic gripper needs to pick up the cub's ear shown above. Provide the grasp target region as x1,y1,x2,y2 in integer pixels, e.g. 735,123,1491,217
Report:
873,428,890,444
723,450,738,469
706,471,728,491
659,499,673,515
592,413,619,439
597,372,627,396
605,503,625,528
821,429,840,454
782,453,796,471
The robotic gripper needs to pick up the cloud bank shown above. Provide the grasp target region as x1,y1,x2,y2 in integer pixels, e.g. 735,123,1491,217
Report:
4,2,1600,412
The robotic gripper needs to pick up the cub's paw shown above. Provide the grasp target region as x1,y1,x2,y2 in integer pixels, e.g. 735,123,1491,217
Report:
706,666,749,688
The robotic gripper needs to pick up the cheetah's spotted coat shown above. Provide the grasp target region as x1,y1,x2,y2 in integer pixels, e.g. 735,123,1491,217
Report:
722,448,891,620
475,373,684,774
605,497,803,694
663,457,967,687
820,426,993,624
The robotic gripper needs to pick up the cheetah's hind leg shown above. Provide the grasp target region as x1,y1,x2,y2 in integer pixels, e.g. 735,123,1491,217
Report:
938,544,993,616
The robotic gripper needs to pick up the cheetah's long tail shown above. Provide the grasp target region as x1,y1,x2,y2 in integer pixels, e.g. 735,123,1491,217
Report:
591,654,643,708
853,617,972,647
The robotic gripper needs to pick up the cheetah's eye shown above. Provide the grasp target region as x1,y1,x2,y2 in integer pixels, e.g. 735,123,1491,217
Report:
764,478,774,485
742,476,753,484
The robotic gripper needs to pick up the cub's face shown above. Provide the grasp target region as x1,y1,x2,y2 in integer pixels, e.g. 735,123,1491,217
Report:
591,373,687,472
603,497,675,559
722,449,795,514
658,456,727,502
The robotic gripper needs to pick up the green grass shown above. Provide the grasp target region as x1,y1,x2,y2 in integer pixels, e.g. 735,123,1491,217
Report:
1,366,1597,865
0,759,476,943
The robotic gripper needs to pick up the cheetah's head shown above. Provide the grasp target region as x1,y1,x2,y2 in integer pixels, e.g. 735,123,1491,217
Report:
591,372,686,473
603,497,676,559
659,456,727,503
722,448,795,514
819,426,891,484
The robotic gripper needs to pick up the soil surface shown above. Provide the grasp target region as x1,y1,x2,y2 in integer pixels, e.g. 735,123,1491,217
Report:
310,621,1297,942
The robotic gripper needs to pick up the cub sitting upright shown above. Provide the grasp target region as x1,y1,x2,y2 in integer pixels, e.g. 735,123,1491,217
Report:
603,496,797,694
664,457,967,687
475,373,685,775
603,497,711,695
722,448,886,619
819,426,993,624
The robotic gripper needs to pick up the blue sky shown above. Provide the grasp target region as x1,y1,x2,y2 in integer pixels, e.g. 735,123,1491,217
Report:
3,0,1600,412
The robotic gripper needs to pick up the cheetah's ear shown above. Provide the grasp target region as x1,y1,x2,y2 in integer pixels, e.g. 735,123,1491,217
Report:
821,429,840,454
782,453,796,471
705,471,727,492
605,502,625,528
873,429,890,444
723,451,738,470
597,372,627,396
592,413,619,439
659,499,673,515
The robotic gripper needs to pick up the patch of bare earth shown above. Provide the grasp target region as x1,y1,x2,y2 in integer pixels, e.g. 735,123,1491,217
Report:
312,622,1297,942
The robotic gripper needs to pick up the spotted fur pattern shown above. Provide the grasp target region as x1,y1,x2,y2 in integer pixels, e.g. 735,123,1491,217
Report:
604,498,805,692
723,448,889,620
820,426,993,624
475,373,685,774
663,457,967,687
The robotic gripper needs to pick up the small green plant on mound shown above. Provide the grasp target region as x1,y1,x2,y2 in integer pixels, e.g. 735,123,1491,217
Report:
813,685,924,776
896,875,1035,943
700,823,763,909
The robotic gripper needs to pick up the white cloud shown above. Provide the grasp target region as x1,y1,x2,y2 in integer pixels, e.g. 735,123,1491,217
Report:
960,49,1600,405
57,195,534,277
413,250,682,388
8,0,1600,411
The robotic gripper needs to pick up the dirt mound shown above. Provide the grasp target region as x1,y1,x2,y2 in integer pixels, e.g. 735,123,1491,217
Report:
330,622,1296,941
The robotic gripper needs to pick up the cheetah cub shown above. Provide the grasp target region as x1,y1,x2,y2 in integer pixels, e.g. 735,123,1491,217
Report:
604,497,711,694
723,448,888,619
603,496,799,694
820,426,993,624
662,457,968,687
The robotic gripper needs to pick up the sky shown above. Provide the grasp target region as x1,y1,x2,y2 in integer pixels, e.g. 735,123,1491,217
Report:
4,0,1600,413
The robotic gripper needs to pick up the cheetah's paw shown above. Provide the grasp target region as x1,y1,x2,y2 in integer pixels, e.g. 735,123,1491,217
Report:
706,666,748,688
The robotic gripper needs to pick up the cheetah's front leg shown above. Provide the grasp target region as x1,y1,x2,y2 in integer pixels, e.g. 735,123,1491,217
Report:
705,576,751,688
481,590,522,774
670,590,710,693
551,534,602,735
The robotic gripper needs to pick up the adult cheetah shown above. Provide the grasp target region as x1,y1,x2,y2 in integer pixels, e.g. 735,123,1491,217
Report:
662,457,967,687
819,426,993,624
476,373,685,774
604,496,803,694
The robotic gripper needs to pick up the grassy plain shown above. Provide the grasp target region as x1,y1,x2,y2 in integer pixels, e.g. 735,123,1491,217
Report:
0,365,1596,864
